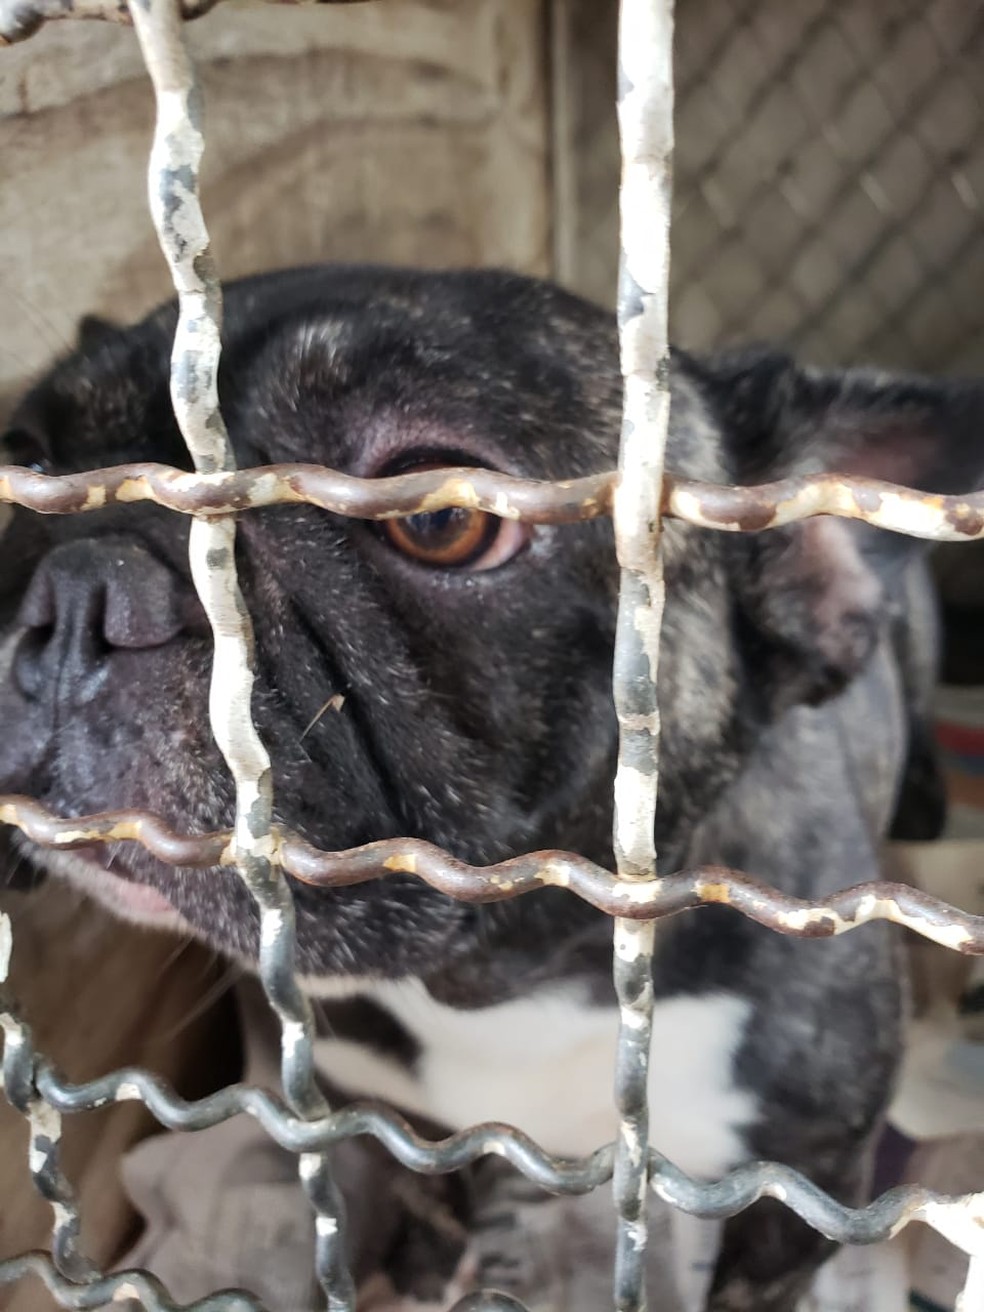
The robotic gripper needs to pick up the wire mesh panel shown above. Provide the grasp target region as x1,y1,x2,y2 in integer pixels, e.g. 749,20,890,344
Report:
0,2,983,1311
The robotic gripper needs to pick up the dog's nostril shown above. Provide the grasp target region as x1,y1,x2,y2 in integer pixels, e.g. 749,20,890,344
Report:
13,539,198,700
13,626,53,700
18,571,55,631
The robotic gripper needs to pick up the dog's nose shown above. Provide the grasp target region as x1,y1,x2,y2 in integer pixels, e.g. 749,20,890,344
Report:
13,539,200,702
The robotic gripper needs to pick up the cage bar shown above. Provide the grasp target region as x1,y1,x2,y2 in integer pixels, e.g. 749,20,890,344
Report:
0,2,983,1311
610,0,675,1307
125,0,355,1306
3,794,984,950
2,463,983,543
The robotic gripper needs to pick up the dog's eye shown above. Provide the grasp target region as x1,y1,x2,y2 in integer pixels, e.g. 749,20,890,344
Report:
384,506,499,568
2,428,49,474
375,456,529,571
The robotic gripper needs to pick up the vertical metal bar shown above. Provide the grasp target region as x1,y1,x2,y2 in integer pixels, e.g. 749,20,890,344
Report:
125,3,354,1307
611,2,675,1310
0,930,93,1285
958,1253,984,1311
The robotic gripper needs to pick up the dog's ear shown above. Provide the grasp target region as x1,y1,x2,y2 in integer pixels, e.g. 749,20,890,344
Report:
696,349,984,711
76,314,120,352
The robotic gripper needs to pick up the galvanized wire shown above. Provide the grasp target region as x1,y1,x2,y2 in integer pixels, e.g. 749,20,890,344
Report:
1,0,984,1310
610,1,674,1306
0,920,93,1287
3,1000,984,1255
0,1252,264,1311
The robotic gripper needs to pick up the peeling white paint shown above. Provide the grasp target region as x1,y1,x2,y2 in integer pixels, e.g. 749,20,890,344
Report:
316,1214,339,1239
915,1195,984,1257
281,1019,306,1063
50,1200,74,1235
613,765,656,872
0,911,11,983
614,919,647,964
260,908,286,953
27,1101,62,1176
112,1282,143,1303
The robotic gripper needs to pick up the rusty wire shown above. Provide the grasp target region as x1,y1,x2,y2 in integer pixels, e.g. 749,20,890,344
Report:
1,0,984,1310
0,462,613,522
4,794,984,952
3,462,984,542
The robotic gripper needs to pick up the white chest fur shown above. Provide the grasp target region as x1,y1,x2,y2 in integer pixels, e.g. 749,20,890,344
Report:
312,981,757,1179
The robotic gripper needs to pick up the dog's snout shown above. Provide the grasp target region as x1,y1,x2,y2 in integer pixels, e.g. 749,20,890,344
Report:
13,539,200,701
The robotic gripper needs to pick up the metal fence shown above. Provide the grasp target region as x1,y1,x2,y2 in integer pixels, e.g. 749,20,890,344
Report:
671,0,984,374
565,1,984,376
0,1,983,1310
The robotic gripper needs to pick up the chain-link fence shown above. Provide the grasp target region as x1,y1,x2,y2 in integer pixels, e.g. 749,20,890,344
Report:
672,0,984,373
0,2,983,1311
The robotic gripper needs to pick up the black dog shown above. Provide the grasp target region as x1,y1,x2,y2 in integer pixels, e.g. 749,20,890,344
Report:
2,265,981,1309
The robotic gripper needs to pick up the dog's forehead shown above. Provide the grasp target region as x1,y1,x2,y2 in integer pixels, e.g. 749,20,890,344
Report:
267,304,590,396
238,308,730,488
233,307,620,477
288,316,351,367
18,277,728,496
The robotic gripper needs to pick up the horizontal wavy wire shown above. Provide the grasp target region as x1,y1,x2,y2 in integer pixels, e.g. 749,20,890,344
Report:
1,461,983,539
3,795,983,951
1,0,983,1309
2,1019,979,1253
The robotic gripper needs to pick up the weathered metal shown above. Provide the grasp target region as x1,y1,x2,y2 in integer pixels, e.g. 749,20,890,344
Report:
4,993,984,1293
2,0,984,1308
4,793,984,952
610,1,675,1307
0,914,92,1286
3,462,984,542
666,472,984,541
125,0,354,1306
0,462,615,522
0,1250,262,1311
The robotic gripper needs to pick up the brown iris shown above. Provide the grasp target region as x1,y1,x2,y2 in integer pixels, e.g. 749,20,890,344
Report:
383,506,497,567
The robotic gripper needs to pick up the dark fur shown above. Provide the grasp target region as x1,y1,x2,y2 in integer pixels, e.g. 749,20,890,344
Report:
3,265,982,1309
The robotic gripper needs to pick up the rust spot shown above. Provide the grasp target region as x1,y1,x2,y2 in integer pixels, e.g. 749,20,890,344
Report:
953,506,984,537
796,911,839,938
3,797,984,949
116,477,148,503
698,881,733,905
729,502,777,532
383,853,416,875
687,485,777,532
